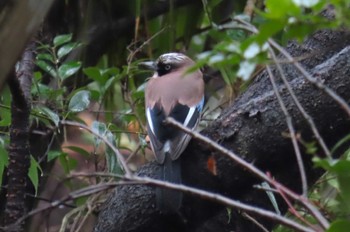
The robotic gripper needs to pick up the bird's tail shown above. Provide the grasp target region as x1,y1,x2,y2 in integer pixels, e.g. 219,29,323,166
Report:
156,154,182,213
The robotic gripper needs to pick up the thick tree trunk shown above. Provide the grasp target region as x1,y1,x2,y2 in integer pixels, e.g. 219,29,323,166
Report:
94,28,350,232
2,42,35,232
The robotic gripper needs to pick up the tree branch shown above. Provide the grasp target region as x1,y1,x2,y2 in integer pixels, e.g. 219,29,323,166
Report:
93,28,350,231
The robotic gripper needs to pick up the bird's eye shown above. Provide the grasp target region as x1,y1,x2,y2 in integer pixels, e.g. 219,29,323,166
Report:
164,64,171,71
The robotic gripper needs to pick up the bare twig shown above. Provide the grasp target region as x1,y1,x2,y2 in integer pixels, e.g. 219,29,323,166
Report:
268,47,331,158
266,65,308,196
242,212,270,232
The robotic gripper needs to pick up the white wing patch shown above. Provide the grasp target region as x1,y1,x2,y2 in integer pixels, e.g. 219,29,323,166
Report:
146,108,155,134
163,141,170,153
183,106,196,127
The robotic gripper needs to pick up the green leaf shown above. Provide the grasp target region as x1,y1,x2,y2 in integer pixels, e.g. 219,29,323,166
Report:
37,53,54,63
83,67,102,83
265,0,299,19
75,195,88,206
261,182,281,215
89,90,101,101
68,90,91,113
332,134,350,154
91,121,107,148
0,138,8,191
338,174,350,210
36,60,57,78
257,19,286,43
58,61,81,80
63,146,90,157
91,121,123,174
313,157,350,174
104,76,115,91
101,67,119,77
327,220,350,232
105,130,123,174
57,42,81,59
35,106,60,127
58,153,77,174
47,150,64,162
28,156,42,196
33,71,42,81
0,108,11,127
54,34,72,47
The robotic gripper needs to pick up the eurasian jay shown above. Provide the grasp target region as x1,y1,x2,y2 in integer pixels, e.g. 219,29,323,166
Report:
141,52,205,212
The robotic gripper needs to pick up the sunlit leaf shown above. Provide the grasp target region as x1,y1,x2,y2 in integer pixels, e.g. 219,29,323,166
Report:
54,34,72,47
68,90,91,113
36,60,57,78
57,42,82,59
104,76,115,91
91,121,123,174
257,19,286,43
35,106,60,127
292,0,319,8
58,61,81,80
91,121,107,148
237,61,256,81
265,0,299,19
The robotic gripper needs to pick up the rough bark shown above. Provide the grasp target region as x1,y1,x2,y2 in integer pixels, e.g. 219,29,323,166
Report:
2,42,36,232
93,28,350,232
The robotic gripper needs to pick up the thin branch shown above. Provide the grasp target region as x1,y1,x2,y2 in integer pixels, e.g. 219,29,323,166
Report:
268,47,332,158
266,65,308,196
242,212,270,232
72,172,316,232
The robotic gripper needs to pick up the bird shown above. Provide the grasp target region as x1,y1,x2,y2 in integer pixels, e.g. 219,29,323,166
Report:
141,52,205,212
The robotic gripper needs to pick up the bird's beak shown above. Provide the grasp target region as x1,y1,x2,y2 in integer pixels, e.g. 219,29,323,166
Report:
138,61,157,71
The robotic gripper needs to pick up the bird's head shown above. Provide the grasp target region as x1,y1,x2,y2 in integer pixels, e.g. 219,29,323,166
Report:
139,52,195,77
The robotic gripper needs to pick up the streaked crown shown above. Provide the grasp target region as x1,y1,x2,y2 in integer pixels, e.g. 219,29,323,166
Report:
155,53,194,76
157,53,188,64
